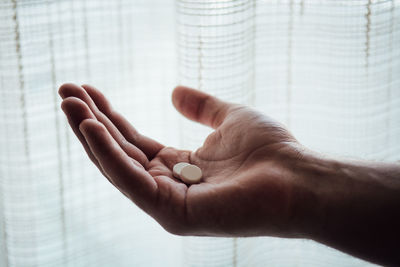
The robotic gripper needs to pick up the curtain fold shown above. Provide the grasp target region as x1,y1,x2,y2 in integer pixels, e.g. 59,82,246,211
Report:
0,0,399,266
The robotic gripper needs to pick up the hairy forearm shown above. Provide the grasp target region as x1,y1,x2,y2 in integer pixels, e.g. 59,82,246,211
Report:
292,150,400,266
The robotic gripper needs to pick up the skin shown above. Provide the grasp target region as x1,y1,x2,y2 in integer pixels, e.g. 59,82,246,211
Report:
59,83,400,266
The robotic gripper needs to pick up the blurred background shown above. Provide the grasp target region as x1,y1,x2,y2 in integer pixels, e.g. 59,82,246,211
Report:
0,0,399,266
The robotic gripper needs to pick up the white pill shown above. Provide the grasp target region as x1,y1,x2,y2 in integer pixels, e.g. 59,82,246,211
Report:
173,162,190,179
180,164,202,184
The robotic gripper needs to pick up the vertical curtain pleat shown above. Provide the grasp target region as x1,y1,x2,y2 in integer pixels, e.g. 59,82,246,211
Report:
177,1,257,266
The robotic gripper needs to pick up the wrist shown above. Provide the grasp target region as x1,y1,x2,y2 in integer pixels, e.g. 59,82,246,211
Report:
285,146,340,239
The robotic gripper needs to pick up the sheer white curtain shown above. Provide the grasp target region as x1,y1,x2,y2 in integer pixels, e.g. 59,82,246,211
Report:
0,0,399,266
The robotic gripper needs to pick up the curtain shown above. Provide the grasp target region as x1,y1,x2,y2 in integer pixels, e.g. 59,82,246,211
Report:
0,0,399,266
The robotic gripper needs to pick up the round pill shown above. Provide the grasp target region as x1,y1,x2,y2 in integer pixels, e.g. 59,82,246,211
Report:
172,162,190,179
180,164,202,184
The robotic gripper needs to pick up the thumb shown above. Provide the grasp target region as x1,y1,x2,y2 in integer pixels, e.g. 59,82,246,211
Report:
172,86,232,129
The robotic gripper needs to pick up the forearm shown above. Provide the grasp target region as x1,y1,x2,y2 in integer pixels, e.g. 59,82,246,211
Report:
293,150,400,266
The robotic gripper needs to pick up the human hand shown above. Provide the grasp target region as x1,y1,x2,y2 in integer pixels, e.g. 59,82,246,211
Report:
59,83,400,265
59,84,307,238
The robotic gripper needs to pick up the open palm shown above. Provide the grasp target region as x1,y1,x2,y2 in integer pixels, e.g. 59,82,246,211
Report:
59,84,302,238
